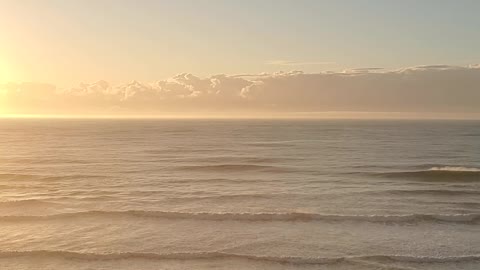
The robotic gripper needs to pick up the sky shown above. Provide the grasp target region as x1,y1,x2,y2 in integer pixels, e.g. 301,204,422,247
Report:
0,0,479,117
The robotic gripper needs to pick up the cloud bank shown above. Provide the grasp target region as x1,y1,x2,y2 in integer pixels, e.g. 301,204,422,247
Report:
1,65,480,118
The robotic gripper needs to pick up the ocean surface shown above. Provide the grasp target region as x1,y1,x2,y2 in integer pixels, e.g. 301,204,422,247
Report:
0,119,479,270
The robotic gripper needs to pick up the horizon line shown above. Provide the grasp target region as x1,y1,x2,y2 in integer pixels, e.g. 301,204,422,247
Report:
1,112,480,121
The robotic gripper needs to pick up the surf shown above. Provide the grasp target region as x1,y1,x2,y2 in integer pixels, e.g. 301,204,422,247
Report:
0,250,478,265
1,210,478,224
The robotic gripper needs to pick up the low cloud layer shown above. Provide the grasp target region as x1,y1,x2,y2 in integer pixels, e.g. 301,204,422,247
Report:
1,65,479,118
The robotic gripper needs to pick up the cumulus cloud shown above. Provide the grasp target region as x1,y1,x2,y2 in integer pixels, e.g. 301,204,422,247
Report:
343,67,384,73
1,65,480,117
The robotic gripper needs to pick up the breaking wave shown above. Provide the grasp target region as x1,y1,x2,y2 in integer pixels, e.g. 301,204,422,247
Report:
1,210,478,224
368,189,480,196
373,166,480,181
428,166,480,172
176,164,294,173
0,250,478,265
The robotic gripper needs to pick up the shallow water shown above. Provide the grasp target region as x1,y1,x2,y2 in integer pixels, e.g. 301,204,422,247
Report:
0,119,479,269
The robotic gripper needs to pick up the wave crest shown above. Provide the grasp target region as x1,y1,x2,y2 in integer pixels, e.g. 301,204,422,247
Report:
0,199,59,207
428,166,480,172
2,211,478,224
176,164,293,173
373,166,480,181
0,250,478,265
0,173,103,181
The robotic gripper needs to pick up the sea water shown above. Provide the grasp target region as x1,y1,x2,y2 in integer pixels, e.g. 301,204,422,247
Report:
0,119,478,269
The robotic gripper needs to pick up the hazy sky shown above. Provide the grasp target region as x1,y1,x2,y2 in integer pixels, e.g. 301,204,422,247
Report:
0,0,479,117
1,0,479,85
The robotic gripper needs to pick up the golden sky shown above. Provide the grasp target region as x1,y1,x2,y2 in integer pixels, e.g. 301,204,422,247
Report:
1,0,479,118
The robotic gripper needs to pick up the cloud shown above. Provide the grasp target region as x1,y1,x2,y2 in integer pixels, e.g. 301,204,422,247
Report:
266,60,335,66
343,67,384,73
1,65,480,117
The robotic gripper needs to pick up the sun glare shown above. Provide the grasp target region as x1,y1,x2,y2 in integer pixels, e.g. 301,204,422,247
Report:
0,64,6,115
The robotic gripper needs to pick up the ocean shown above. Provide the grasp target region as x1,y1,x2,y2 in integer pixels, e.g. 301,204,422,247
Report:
0,119,478,270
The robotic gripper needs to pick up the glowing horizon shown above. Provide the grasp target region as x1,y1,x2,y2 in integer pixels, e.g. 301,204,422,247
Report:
1,65,480,119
